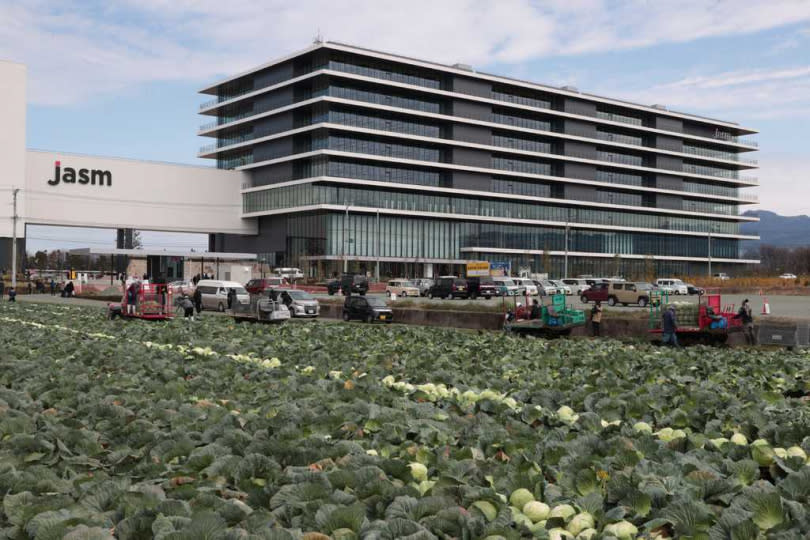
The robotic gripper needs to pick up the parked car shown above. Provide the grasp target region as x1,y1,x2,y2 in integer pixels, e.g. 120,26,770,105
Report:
342,295,393,323
580,282,610,304
276,288,320,317
492,276,519,296
326,279,341,295
465,277,498,299
514,278,539,296
412,278,434,297
195,280,250,312
428,277,469,299
779,273,797,279
340,273,369,296
655,278,688,295
245,276,287,294
550,280,573,295
561,278,591,295
582,281,655,307
386,279,420,297
168,280,195,294
273,267,304,281
685,283,705,295
713,273,731,280
538,280,559,296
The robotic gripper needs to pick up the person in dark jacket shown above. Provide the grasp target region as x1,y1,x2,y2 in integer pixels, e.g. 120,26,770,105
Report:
227,288,236,310
64,281,75,298
49,279,56,295
734,298,756,345
662,305,679,347
529,299,541,320
591,300,603,336
179,293,195,321
8,287,16,302
126,284,137,315
192,287,203,315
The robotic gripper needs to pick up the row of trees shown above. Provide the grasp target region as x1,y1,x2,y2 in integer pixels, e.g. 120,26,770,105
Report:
743,245,810,276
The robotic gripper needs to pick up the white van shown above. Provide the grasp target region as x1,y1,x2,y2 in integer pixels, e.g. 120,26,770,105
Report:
195,280,250,312
561,278,590,295
273,268,304,281
655,278,688,295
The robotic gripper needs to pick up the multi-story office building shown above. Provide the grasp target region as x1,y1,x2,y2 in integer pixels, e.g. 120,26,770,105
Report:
200,41,759,279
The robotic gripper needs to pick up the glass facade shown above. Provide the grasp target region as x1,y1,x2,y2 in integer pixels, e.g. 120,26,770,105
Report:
492,134,553,154
326,59,441,89
316,212,738,260
492,156,552,175
326,107,442,138
243,183,741,235
597,150,644,167
491,112,552,132
323,133,442,162
326,83,442,114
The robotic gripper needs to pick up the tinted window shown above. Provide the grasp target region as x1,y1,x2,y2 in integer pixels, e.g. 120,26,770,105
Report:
367,297,386,307
454,279,466,286
613,284,623,290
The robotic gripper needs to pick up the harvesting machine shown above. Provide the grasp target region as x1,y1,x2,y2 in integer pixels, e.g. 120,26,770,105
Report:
648,289,742,345
505,293,586,337
107,284,174,321
231,288,291,323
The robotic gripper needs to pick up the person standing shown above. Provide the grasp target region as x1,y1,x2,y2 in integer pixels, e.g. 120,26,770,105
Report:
227,287,236,311
734,298,756,345
27,281,33,295
529,299,541,320
179,293,195,321
49,278,56,295
126,283,137,315
192,286,203,315
591,300,603,336
662,305,680,347
8,287,16,302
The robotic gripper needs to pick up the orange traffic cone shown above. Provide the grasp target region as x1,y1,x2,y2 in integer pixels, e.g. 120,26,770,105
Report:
762,297,770,315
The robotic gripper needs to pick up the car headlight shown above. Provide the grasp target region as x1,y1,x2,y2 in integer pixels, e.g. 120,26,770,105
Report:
295,305,304,312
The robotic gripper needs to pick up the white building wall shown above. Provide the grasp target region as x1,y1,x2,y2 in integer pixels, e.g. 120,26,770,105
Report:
0,61,27,238
24,150,257,235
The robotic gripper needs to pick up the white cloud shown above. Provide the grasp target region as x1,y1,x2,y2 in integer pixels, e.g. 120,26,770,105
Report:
2,0,810,105
601,65,810,121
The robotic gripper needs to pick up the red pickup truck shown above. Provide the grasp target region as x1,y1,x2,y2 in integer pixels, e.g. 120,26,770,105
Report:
580,282,610,304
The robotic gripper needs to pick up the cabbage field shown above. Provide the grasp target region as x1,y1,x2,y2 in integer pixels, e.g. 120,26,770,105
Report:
1,302,810,539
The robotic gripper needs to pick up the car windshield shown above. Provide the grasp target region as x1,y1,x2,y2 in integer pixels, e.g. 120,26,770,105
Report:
367,297,387,307
234,287,248,295
288,290,313,300
502,279,515,286
542,281,554,286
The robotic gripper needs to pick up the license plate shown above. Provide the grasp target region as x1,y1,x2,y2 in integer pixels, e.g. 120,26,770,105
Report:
380,315,387,320
458,287,465,291
306,308,314,314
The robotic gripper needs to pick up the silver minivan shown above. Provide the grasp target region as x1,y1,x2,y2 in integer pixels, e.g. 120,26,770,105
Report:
195,280,249,311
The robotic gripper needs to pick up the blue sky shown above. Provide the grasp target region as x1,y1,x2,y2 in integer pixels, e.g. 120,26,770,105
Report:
3,0,810,253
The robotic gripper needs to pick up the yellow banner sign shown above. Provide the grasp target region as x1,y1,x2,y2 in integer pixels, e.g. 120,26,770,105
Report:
466,261,490,277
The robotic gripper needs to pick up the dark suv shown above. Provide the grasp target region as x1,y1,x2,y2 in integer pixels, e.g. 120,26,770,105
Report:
427,277,469,299
465,277,498,299
343,295,393,323
341,273,369,295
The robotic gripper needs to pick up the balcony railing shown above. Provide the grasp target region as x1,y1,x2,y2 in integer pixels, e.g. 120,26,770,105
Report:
595,111,643,126
199,133,256,154
596,131,644,146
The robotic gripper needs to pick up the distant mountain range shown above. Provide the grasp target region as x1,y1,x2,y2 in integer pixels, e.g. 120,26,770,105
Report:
740,210,810,248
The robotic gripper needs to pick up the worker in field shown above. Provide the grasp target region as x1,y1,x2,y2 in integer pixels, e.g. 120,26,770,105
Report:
662,305,680,347
734,298,756,345
179,293,195,321
8,287,16,302
126,283,137,315
591,300,602,337
192,286,203,315
227,287,236,311
49,278,56,296
529,299,541,320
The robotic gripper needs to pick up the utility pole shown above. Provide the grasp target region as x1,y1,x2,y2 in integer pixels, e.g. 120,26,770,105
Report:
11,188,20,288
563,221,570,278
707,228,713,277
375,209,380,282
343,203,349,274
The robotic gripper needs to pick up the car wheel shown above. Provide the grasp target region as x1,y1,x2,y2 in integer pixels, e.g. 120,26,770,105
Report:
342,311,350,321
638,297,648,308
470,292,478,300
581,295,589,304
288,307,296,317
428,292,434,299
607,296,617,307
360,291,366,296
386,291,391,298
217,302,225,312
674,291,680,295
484,295,491,300
328,290,335,296
448,293,455,300
401,291,407,297
365,314,374,324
